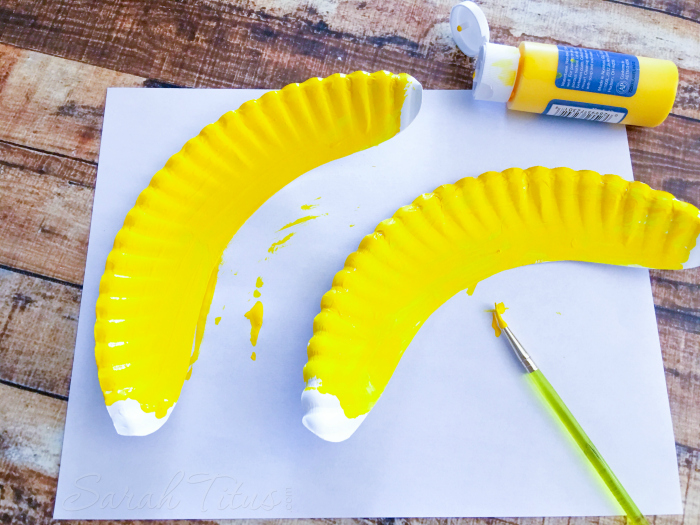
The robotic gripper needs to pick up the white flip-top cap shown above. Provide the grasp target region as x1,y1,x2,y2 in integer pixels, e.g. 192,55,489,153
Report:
450,1,489,57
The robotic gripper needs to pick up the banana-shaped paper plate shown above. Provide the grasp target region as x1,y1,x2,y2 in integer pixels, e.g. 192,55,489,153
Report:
96,71,423,436
302,167,700,442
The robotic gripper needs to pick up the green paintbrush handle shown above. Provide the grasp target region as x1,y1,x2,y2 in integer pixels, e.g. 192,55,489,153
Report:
528,369,650,525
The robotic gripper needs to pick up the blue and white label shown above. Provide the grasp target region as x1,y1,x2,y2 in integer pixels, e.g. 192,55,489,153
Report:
543,100,628,124
556,46,639,97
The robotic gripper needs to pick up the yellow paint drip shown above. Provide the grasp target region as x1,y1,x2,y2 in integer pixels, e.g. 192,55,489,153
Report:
214,316,222,325
251,352,257,361
268,233,294,253
490,302,508,337
304,167,700,420
95,71,416,419
245,301,264,347
253,290,261,298
278,215,319,231
256,276,263,288
301,204,318,210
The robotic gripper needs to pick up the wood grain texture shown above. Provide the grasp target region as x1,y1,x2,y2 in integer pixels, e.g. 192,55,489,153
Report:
0,383,64,524
606,0,700,23
0,140,94,285
0,44,144,162
0,268,78,399
0,0,698,523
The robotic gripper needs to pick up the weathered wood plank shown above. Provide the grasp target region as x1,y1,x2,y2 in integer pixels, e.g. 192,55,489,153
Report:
0,43,144,163
606,0,700,23
0,382,64,524
0,0,470,89
656,313,700,450
0,268,78,398
652,271,700,313
0,141,94,285
0,0,697,118
627,115,700,209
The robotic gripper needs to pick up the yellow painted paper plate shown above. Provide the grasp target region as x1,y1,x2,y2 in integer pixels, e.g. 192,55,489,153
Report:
302,167,700,442
95,71,423,436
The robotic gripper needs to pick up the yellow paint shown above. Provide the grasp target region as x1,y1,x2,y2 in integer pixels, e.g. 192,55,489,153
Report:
492,59,517,87
245,301,264,347
301,204,318,210
457,25,462,32
253,290,261,298
256,276,263,288
214,316,222,325
279,215,319,231
268,233,294,253
508,42,678,127
304,167,700,419
490,302,508,337
95,71,417,419
556,312,561,315
251,352,257,361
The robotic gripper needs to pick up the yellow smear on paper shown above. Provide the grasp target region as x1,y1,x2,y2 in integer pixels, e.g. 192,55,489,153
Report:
490,302,508,337
256,276,263,288
190,262,221,380
278,215,319,231
253,290,261,298
268,233,294,253
493,59,517,87
301,204,318,210
214,317,222,325
304,167,700,419
94,71,415,418
245,301,264,346
251,352,257,361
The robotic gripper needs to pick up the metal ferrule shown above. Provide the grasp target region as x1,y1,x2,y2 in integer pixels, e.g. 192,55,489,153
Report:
502,326,538,373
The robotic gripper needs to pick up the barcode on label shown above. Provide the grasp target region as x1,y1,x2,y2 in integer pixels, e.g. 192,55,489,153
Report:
546,103,626,124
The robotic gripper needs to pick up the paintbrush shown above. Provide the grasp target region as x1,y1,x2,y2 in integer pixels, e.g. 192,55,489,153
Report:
491,303,650,525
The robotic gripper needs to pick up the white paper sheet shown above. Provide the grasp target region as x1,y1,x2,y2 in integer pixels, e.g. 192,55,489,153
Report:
54,89,682,519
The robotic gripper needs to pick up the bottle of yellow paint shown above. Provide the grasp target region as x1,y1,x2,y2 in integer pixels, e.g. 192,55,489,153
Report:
450,1,678,127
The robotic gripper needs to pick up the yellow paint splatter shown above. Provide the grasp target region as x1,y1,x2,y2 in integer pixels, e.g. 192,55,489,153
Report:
251,352,257,361
214,316,222,325
349,224,355,227
256,276,263,288
301,204,318,210
457,24,462,32
556,312,562,315
268,233,294,253
278,215,319,231
254,290,261,298
489,302,508,337
244,301,264,346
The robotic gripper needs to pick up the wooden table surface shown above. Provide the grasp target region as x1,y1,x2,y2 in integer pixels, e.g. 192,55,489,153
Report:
0,0,698,523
